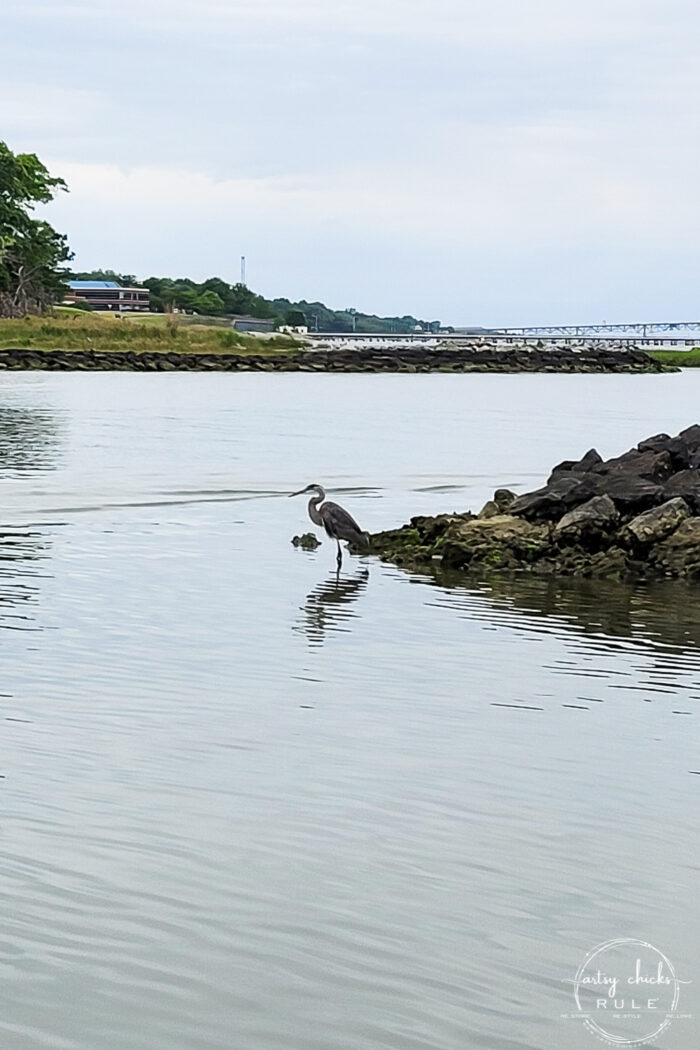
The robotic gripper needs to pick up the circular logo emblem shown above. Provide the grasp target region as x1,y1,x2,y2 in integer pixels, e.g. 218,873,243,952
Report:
571,938,686,1045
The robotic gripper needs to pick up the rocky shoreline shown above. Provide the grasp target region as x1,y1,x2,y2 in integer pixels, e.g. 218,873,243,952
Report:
0,343,667,373
370,426,700,581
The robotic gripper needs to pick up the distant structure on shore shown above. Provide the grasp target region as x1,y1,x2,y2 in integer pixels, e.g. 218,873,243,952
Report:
309,329,699,350
66,280,150,312
231,314,276,333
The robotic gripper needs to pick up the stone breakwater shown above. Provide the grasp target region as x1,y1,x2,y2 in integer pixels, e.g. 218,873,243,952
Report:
370,426,700,581
0,344,666,373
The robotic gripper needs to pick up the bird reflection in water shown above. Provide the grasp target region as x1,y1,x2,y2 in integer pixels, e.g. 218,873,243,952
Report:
296,567,370,646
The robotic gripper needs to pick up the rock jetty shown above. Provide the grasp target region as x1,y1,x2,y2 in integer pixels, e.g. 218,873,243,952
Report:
370,426,700,581
0,343,666,373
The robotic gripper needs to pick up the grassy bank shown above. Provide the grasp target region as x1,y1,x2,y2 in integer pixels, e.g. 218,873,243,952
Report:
0,314,299,355
649,348,700,367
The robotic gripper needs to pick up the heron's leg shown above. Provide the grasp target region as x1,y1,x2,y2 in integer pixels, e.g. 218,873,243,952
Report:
336,539,342,567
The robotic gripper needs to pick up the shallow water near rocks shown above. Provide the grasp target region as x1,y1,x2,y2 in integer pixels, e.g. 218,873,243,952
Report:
0,370,698,1050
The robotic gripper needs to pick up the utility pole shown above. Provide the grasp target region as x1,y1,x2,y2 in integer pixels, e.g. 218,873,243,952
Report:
240,256,246,287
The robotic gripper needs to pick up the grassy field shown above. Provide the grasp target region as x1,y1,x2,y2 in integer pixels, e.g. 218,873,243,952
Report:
648,348,700,367
0,314,299,355
54,308,235,329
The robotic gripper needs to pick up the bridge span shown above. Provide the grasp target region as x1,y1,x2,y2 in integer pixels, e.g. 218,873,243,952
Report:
490,321,700,338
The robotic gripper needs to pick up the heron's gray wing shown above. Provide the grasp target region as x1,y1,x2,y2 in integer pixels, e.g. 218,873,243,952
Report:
321,501,364,539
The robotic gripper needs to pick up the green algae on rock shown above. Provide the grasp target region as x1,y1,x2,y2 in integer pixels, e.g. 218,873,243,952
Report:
291,533,321,550
369,427,700,582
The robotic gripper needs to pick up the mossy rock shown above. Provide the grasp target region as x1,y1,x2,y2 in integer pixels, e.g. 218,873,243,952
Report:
291,532,321,550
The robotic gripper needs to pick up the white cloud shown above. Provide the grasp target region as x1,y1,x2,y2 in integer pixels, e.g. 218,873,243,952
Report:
6,0,700,321
8,0,677,47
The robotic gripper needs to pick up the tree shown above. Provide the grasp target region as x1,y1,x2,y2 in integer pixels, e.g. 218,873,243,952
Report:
173,285,200,312
200,277,232,306
3,221,71,316
71,268,138,285
72,260,442,333
194,289,225,315
0,141,71,316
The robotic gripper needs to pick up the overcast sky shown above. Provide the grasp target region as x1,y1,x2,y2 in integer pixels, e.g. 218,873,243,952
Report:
2,0,699,324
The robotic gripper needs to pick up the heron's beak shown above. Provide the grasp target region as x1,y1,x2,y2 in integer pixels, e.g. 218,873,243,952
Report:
289,488,306,497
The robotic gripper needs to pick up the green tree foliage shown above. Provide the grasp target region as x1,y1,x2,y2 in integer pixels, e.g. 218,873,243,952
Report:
71,269,440,332
136,275,279,319
270,297,439,334
0,141,72,316
71,268,138,286
195,289,225,315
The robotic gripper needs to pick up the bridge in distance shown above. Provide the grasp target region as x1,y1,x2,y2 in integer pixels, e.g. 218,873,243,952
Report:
312,320,700,347
489,321,700,338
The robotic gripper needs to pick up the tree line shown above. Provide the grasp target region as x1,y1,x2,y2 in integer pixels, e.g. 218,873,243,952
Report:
71,270,440,333
1,141,440,332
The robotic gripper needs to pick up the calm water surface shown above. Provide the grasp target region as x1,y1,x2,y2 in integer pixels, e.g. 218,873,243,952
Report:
0,371,698,1050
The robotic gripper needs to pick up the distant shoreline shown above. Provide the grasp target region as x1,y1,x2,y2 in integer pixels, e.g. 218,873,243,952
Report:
0,345,669,374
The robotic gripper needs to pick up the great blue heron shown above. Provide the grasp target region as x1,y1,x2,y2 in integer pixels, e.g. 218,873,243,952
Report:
290,484,369,566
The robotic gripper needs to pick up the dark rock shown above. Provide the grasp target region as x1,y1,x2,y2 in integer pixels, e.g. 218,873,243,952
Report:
510,475,585,520
679,424,700,451
478,488,517,518
516,449,672,521
593,448,674,482
637,432,671,452
661,468,700,513
637,433,690,468
478,500,501,519
554,495,619,542
548,448,602,482
493,488,517,511
371,424,700,582
595,474,662,512
623,498,690,546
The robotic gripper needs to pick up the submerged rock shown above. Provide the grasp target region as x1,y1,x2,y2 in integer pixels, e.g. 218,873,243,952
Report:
292,532,321,550
371,513,550,572
649,518,700,578
369,425,700,582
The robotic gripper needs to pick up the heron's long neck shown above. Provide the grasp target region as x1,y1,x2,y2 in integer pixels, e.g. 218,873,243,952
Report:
308,492,325,526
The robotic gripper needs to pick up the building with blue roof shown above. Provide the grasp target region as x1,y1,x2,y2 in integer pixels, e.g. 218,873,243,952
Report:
66,281,150,312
